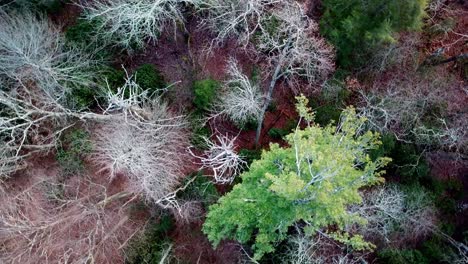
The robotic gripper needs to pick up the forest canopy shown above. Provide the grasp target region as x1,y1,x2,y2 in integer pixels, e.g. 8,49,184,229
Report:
0,0,466,263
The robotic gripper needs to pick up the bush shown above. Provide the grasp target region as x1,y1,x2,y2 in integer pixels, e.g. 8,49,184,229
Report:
268,127,289,139
193,79,220,111
12,0,64,13
421,237,451,262
56,129,92,177
133,64,166,92
125,214,175,264
378,249,429,264
268,119,297,139
68,86,96,110
390,143,429,183
427,17,456,36
314,104,342,127
321,77,351,104
101,67,126,89
65,18,98,45
65,17,115,60
370,133,397,161
267,100,277,112
177,172,220,208
238,149,261,167
235,118,258,131
188,113,211,150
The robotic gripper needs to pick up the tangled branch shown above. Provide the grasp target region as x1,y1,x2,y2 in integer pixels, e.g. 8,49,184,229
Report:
190,133,245,184
83,0,200,49
212,58,264,126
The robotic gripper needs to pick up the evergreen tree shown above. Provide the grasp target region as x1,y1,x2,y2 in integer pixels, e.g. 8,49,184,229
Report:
202,96,390,260
320,0,427,67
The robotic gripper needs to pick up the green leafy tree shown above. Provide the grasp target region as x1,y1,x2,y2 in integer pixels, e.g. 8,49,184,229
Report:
203,96,390,260
321,0,427,67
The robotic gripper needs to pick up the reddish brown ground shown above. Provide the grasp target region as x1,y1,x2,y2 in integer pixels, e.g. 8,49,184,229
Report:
2,151,148,264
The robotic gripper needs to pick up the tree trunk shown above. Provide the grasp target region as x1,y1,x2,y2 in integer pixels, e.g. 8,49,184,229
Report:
255,37,293,146
254,58,283,146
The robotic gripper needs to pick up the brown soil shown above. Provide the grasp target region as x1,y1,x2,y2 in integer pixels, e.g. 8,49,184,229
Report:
170,221,243,264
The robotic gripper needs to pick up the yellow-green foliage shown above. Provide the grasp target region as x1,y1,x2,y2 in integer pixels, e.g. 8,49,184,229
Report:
203,97,390,260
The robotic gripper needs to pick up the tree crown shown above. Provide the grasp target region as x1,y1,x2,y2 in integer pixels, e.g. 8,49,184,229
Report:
203,96,390,259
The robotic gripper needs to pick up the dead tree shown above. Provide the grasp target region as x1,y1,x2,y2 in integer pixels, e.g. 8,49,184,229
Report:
69,73,188,204
212,58,264,127
189,133,245,184
253,2,334,144
82,0,201,49
0,179,143,264
0,10,97,97
349,184,436,247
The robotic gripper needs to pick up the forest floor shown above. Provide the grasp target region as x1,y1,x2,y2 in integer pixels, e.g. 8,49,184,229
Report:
9,0,466,263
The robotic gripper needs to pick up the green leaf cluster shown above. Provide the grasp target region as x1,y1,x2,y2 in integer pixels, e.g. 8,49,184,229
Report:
203,100,390,260
134,64,166,92
56,129,92,177
193,79,220,111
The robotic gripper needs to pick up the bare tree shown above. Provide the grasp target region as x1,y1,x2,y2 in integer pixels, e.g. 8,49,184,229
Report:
255,3,335,87
0,179,144,264
349,184,436,247
0,10,97,98
200,0,277,48
0,10,103,178
212,58,264,127
201,1,335,144
358,77,467,154
89,74,189,203
281,232,369,264
189,133,245,184
82,0,200,49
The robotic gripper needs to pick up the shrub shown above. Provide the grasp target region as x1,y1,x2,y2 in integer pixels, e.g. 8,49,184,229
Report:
188,113,211,150
134,64,166,92
236,118,258,131
421,236,457,262
68,86,96,110
65,17,115,60
268,127,289,139
427,17,456,36
177,172,220,208
193,79,220,111
268,119,296,139
321,77,351,104
12,0,64,13
370,133,397,161
125,214,175,264
238,149,261,167
56,129,92,177
378,249,429,264
101,67,126,89
314,104,342,127
267,100,277,112
66,18,98,45
390,143,429,183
